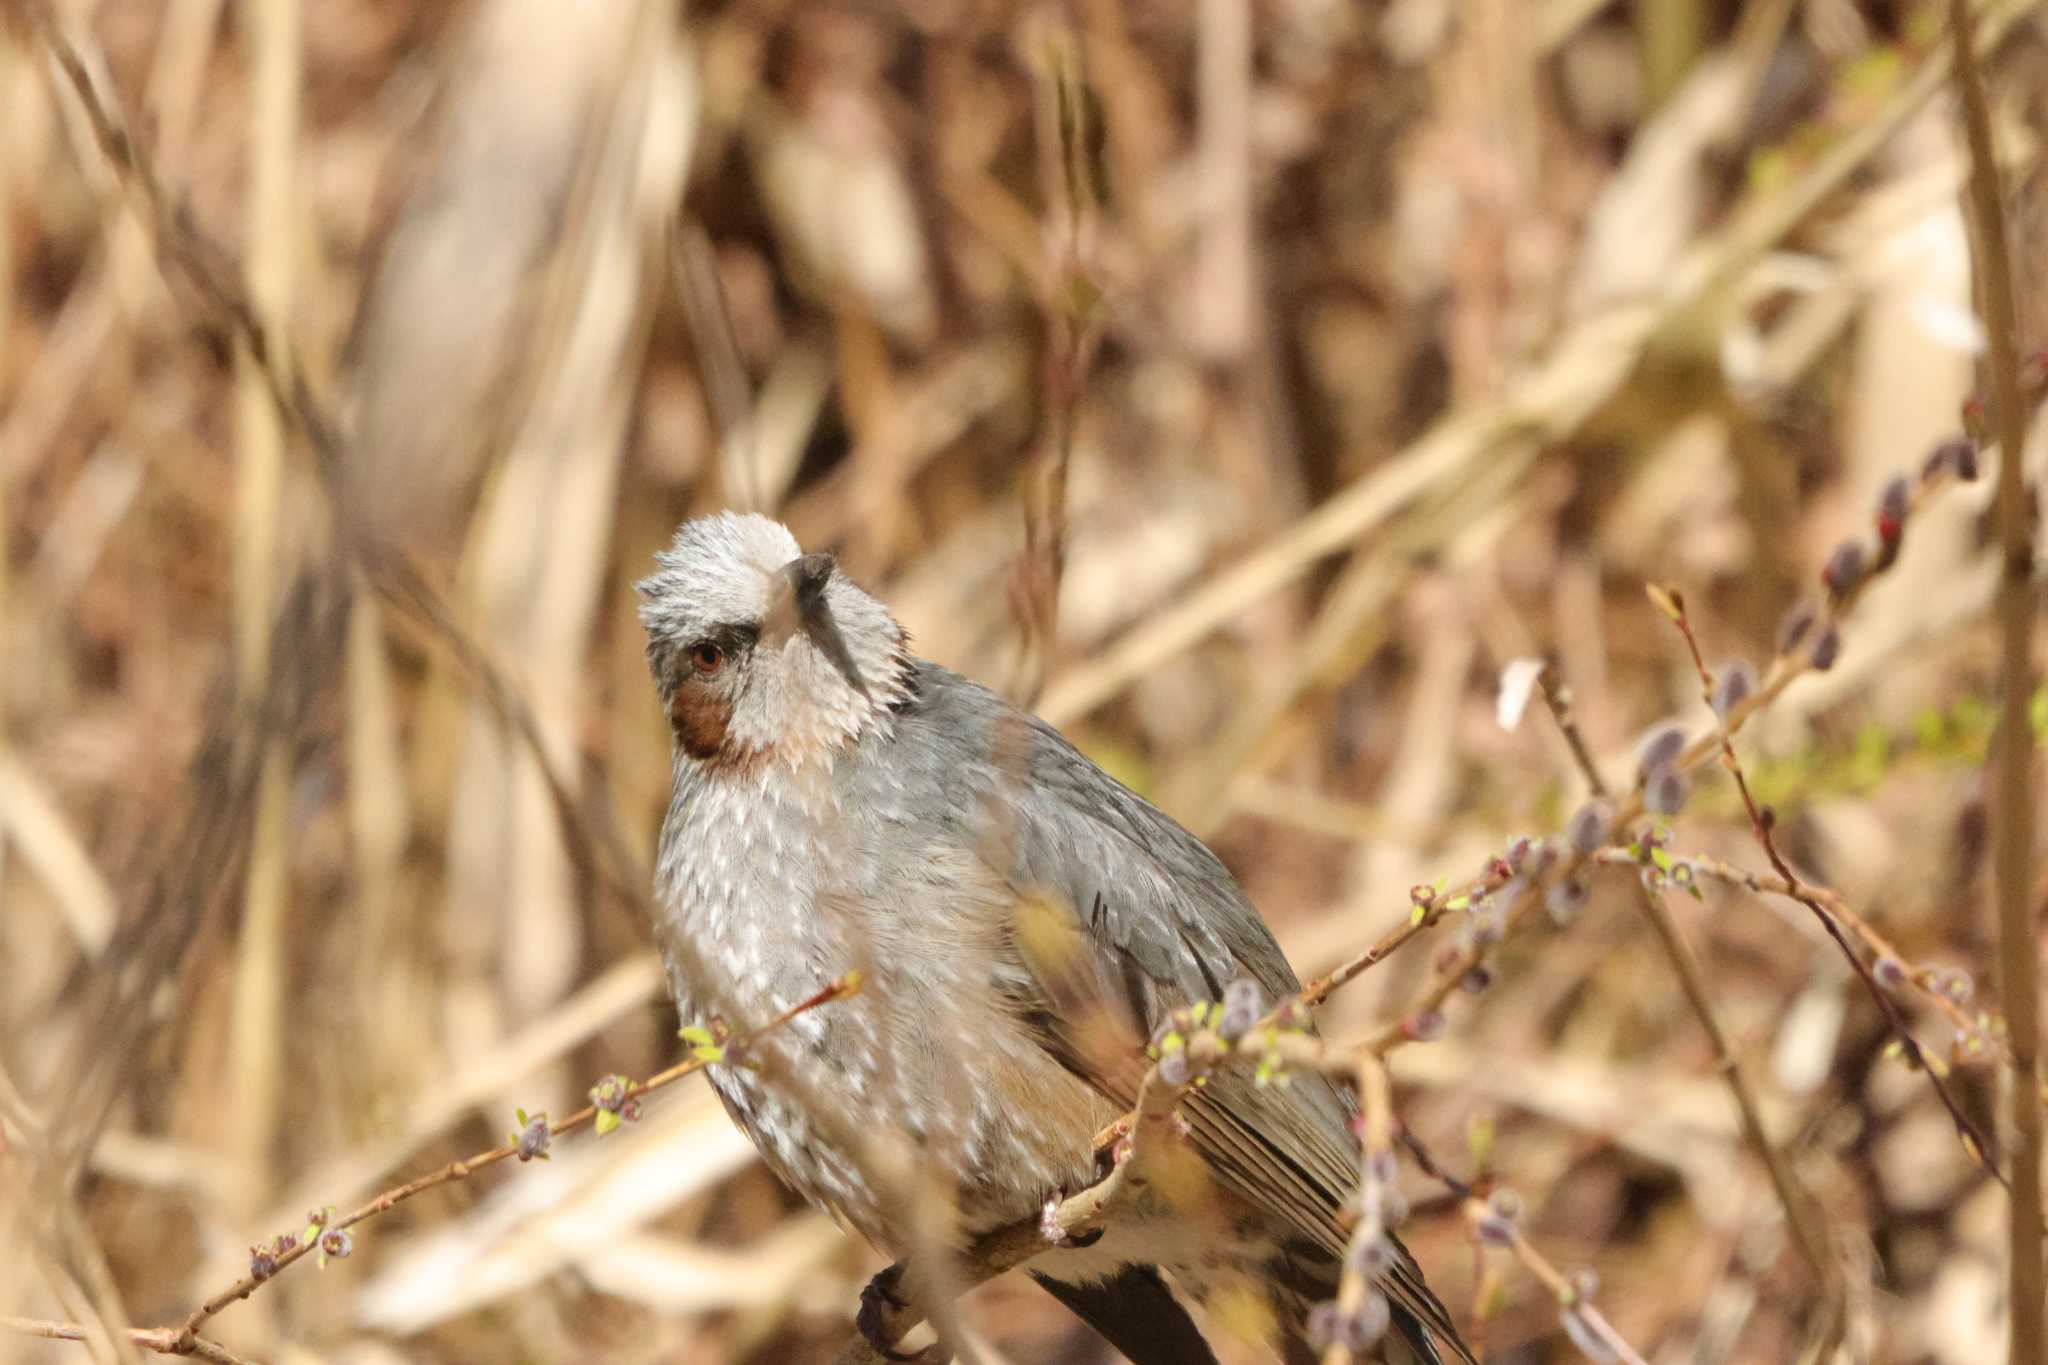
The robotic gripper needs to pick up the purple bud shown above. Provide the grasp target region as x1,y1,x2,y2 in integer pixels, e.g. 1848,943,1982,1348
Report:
1410,882,1436,908
1475,1212,1515,1247
1217,979,1263,1041
1645,765,1689,816
1568,801,1611,854
1368,1148,1399,1186
1158,1048,1192,1088
1809,625,1842,671
1347,1290,1392,1349
1925,436,1981,482
1461,965,1494,995
250,1245,279,1282
1822,539,1867,599
1348,1228,1394,1276
1405,1010,1446,1042
1874,955,1907,990
1638,725,1686,775
1546,876,1589,926
1711,660,1755,720
1306,1302,1340,1349
319,1229,353,1262
1504,836,1533,870
1308,1295,1393,1351
1776,600,1817,656
515,1112,551,1161
1876,476,1909,553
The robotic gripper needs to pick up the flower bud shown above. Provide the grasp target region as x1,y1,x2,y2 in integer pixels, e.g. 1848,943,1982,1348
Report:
1809,625,1842,672
1776,600,1816,656
1638,725,1685,775
1822,539,1867,599
1645,765,1689,816
1711,660,1755,720
1405,1009,1446,1042
1546,876,1589,926
1568,801,1611,854
1876,474,1909,544
1218,979,1264,1041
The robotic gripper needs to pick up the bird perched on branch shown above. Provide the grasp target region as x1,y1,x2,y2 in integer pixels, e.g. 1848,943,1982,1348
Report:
640,512,1470,1365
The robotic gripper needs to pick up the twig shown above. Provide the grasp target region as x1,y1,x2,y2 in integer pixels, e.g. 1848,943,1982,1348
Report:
1296,863,1517,1009
1950,0,2045,1353
5,973,860,1364
0,1318,256,1365
1660,589,2008,1188
1320,1055,1395,1365
193,972,859,1341
1545,654,1843,1335
1593,846,2022,1087
1459,1201,1649,1365
1537,669,1610,799
1632,882,1839,1290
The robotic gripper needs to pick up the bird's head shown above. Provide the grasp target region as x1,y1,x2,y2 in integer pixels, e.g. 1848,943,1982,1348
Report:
637,513,911,769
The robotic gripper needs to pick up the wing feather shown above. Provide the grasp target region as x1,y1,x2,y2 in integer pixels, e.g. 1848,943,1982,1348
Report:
868,664,1471,1362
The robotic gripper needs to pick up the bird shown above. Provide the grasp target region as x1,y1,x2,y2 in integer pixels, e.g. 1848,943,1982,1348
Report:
639,511,1471,1365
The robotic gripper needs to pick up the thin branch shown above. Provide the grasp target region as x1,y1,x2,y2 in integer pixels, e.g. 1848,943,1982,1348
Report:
1631,882,1839,1290
1,1317,256,1365
1537,668,1610,799
185,972,859,1340
1458,1201,1648,1365
1595,846,2023,1087
1950,0,2045,1355
1662,591,2008,1188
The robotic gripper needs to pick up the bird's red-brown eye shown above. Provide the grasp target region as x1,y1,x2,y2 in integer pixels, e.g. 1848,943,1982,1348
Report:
689,641,724,675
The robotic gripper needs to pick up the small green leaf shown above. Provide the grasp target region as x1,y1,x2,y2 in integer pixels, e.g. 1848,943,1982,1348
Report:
1410,903,1427,926
1445,895,1470,913
1650,847,1674,873
689,1044,725,1064
595,1109,621,1137
679,1024,717,1048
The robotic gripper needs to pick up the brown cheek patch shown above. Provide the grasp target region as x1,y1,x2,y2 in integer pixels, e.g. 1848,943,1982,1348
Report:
669,685,731,760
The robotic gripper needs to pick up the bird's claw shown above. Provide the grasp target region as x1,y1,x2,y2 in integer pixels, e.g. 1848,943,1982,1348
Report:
858,1267,940,1363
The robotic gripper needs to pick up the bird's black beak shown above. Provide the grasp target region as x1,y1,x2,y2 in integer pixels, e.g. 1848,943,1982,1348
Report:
777,553,869,699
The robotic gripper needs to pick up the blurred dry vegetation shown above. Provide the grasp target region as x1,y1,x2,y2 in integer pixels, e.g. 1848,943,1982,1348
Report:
4,0,2048,1362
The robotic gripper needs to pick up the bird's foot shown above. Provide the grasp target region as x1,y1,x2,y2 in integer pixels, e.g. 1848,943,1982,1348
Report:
857,1265,941,1363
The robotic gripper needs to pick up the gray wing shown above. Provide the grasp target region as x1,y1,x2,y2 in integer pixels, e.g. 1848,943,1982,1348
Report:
871,663,1467,1361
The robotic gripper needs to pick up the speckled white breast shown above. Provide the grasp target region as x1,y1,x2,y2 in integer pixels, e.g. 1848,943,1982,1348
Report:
653,755,1111,1251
